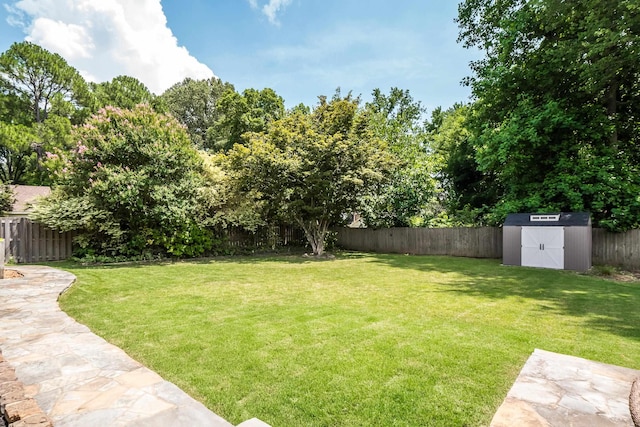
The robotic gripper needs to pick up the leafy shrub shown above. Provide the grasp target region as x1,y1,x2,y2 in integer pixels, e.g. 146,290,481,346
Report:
31,105,215,258
0,185,15,214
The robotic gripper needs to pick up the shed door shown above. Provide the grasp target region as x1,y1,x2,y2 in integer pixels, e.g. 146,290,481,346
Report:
521,226,564,269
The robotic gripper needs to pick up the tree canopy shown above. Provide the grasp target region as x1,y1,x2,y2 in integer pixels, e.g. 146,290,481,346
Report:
223,93,394,255
457,0,640,230
0,42,92,185
31,105,213,258
359,88,438,227
91,75,156,110
212,87,285,151
160,77,235,149
0,41,89,124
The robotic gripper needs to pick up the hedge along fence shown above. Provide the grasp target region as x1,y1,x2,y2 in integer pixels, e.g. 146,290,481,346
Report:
0,217,307,263
336,227,640,270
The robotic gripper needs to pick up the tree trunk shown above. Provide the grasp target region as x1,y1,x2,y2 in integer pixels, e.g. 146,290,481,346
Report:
298,218,329,256
606,80,618,147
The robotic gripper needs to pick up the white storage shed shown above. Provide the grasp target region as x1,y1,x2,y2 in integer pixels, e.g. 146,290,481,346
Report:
503,212,592,272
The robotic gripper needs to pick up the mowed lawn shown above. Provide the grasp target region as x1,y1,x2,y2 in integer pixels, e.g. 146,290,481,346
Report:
57,253,640,426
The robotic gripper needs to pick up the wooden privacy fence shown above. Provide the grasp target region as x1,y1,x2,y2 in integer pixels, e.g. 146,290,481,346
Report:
1,217,75,263
336,227,503,258
337,226,640,270
592,228,640,269
225,225,306,249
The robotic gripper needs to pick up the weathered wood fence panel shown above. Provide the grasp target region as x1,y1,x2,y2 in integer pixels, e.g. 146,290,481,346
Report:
1,217,76,263
336,227,503,258
592,228,640,269
225,225,306,248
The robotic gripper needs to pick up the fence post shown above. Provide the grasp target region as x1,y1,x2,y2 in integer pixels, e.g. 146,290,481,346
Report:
0,238,4,279
3,219,9,262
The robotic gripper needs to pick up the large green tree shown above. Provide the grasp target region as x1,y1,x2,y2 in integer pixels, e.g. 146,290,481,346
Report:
31,105,213,258
224,93,393,255
0,41,89,124
0,42,91,185
0,122,38,184
457,0,640,230
212,87,285,151
160,77,234,149
360,88,438,227
429,104,498,223
91,75,156,110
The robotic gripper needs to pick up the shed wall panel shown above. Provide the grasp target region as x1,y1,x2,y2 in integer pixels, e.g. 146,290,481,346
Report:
503,226,522,266
564,227,592,272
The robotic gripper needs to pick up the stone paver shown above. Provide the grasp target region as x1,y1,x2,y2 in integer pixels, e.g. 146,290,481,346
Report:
0,266,236,427
491,348,639,427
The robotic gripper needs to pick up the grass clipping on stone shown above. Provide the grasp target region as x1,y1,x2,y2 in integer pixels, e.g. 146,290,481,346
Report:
57,253,640,427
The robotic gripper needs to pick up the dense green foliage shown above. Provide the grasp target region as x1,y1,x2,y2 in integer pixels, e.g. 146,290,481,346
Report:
428,104,498,224
0,41,90,124
0,122,38,184
359,88,439,228
31,105,213,257
212,87,286,151
0,42,92,184
457,0,640,230
91,75,157,110
160,77,235,149
0,185,14,214
223,93,394,255
5,18,639,257
59,254,640,426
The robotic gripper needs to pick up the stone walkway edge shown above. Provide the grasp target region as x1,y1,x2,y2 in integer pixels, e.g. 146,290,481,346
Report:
0,265,271,427
491,348,640,427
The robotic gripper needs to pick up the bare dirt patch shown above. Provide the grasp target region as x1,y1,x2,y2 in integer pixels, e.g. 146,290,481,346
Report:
1,269,23,279
587,266,640,283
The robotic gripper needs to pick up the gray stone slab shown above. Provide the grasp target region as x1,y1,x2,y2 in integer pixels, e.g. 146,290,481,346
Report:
491,348,640,427
0,266,235,427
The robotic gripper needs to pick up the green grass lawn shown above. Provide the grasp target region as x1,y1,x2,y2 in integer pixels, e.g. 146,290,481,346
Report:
56,253,640,426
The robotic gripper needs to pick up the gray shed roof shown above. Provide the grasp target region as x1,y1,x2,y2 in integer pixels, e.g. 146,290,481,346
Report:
504,212,591,227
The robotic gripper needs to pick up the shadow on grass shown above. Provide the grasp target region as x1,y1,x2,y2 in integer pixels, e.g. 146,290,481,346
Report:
367,253,640,342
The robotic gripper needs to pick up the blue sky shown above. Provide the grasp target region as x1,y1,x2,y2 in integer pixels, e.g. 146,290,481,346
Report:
0,0,481,113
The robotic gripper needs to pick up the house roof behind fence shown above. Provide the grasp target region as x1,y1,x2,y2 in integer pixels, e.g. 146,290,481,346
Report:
10,185,51,214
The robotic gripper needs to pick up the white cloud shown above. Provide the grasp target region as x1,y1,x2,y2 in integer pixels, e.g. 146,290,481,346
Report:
5,0,215,94
262,0,292,25
29,18,93,59
247,0,292,25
